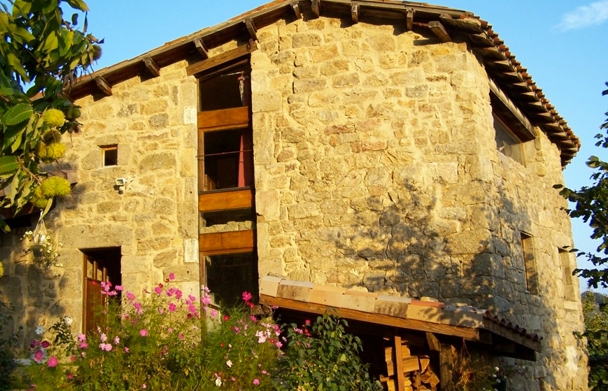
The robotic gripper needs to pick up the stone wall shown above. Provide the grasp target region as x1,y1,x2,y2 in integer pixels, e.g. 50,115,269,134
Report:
0,60,200,345
248,14,587,391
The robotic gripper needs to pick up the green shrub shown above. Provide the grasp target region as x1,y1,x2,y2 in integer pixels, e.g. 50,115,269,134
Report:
273,312,382,391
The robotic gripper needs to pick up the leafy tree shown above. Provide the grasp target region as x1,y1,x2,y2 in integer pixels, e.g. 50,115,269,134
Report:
580,292,608,390
556,83,608,289
0,0,100,231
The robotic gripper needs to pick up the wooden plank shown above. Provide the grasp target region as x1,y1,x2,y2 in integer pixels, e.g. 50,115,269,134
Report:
428,21,451,43
439,343,454,389
260,295,483,341
481,318,542,352
186,40,258,76
143,57,160,77
426,332,440,352
199,230,254,255
386,356,420,376
394,335,405,391
199,189,253,213
95,76,112,96
277,281,314,302
198,106,250,132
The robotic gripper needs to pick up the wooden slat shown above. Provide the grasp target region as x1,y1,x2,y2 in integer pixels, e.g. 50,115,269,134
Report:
260,295,482,341
186,40,258,76
200,230,254,255
199,189,253,213
198,106,250,132
481,318,541,352
394,334,405,391
351,4,359,23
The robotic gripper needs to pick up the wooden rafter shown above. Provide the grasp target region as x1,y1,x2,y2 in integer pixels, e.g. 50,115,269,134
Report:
291,2,301,19
429,21,451,42
194,38,209,59
312,0,321,17
245,19,257,41
186,40,258,76
406,8,415,31
94,76,112,96
351,4,359,24
143,57,160,77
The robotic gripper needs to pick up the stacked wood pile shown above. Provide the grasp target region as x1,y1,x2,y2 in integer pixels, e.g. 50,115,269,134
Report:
380,335,440,391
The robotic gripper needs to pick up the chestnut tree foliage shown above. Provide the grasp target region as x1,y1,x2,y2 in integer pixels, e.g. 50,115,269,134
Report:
556,83,608,289
0,0,100,231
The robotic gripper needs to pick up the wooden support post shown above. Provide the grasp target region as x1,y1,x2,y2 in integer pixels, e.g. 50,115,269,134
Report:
406,8,414,31
94,76,112,96
439,343,454,390
245,19,257,41
351,4,359,24
311,0,320,18
194,38,209,59
143,57,160,77
291,2,302,19
394,334,405,391
429,21,451,42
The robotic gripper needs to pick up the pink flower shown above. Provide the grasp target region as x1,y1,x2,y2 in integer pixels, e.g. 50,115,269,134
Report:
250,315,257,323
253,378,260,385
67,373,74,379
169,273,175,281
275,341,283,348
126,291,135,301
100,333,107,342
115,285,123,291
140,329,148,337
114,336,120,345
175,290,183,300
154,286,162,295
47,356,58,368
124,346,130,353
77,334,86,342
168,303,176,312
242,291,252,302
41,340,50,348
79,342,88,349
202,295,211,305
30,339,40,348
210,309,217,318
99,343,112,351
33,350,44,363
223,315,230,321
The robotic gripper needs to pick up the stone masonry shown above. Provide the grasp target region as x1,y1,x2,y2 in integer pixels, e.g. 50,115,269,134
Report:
0,5,587,391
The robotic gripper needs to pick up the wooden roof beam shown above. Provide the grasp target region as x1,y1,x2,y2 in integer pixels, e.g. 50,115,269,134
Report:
291,2,302,19
245,19,257,41
143,57,160,78
429,21,451,42
406,8,415,31
95,76,112,96
351,4,359,24
186,40,258,76
194,38,209,59
312,0,321,18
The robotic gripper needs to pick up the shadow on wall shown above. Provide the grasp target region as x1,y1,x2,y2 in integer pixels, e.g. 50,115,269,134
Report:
0,223,66,354
310,177,562,389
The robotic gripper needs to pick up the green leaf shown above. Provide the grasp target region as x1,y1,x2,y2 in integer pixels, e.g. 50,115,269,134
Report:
3,102,32,125
0,156,19,175
66,0,89,12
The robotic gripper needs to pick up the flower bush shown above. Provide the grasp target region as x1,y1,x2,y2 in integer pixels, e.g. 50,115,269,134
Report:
19,276,280,390
273,313,382,391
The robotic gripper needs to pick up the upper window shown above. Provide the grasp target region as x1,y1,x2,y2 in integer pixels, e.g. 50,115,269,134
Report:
199,62,250,111
100,145,118,167
494,114,525,166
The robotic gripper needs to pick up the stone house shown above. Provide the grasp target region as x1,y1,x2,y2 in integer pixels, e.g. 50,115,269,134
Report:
0,0,588,389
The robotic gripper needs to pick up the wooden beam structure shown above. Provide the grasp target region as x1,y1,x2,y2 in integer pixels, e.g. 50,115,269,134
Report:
312,0,321,18
351,4,360,24
406,8,415,31
186,41,258,76
193,38,209,59
143,57,160,77
245,19,257,41
94,76,112,96
429,20,451,42
199,188,253,213
200,230,254,256
291,2,302,19
198,106,250,132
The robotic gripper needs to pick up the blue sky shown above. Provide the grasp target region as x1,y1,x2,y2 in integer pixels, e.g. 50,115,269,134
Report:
83,0,608,291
